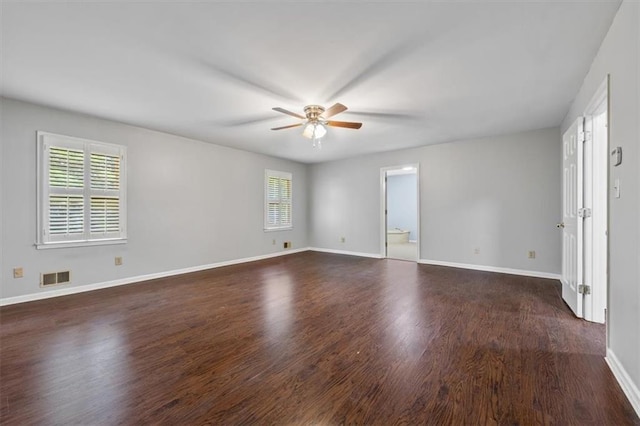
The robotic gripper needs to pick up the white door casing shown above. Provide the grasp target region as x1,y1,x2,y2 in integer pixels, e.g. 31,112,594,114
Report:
561,117,584,318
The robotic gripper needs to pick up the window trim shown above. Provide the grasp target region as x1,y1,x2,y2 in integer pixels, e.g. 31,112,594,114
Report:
264,169,293,231
36,131,127,249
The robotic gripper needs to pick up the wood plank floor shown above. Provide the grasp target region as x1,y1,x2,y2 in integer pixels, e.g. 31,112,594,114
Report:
1,252,638,425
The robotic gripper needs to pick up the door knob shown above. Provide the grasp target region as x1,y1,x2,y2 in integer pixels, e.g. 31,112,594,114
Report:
556,222,565,228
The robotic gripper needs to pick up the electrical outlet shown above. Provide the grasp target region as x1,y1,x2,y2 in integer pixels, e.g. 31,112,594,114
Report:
528,251,536,259
283,241,292,249
340,237,346,243
272,239,276,245
13,267,24,278
474,248,480,255
115,256,123,266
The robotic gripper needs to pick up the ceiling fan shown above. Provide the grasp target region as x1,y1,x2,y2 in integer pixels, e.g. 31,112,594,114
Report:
271,103,362,147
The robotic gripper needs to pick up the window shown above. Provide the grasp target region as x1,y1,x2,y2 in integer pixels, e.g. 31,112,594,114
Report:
37,132,127,248
264,169,292,230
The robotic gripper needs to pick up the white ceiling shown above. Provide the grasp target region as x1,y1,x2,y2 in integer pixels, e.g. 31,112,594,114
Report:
1,1,620,164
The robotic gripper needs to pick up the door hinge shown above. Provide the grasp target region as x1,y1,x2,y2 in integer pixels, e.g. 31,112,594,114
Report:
578,208,591,218
578,284,591,295
585,131,592,142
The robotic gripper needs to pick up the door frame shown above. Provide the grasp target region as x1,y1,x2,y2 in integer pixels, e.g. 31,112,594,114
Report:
379,164,420,260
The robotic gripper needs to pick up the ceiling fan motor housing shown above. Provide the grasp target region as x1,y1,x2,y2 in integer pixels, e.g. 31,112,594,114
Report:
304,105,325,122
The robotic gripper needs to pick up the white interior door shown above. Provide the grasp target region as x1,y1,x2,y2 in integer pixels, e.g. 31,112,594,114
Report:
581,78,609,324
561,117,584,318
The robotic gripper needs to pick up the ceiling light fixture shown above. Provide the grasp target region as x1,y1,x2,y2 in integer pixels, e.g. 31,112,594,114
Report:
303,121,327,138
301,107,327,149
302,119,327,149
271,103,362,150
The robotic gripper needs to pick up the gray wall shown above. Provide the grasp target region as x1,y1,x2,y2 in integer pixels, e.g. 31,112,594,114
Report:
0,100,563,300
387,173,418,241
310,127,562,274
1,98,309,299
561,0,640,401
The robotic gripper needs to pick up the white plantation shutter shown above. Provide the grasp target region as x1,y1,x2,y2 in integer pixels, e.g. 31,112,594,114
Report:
90,152,120,190
280,178,292,226
49,195,84,235
37,132,127,247
90,151,122,238
49,147,84,188
267,176,280,226
47,146,85,237
90,197,120,234
265,170,292,230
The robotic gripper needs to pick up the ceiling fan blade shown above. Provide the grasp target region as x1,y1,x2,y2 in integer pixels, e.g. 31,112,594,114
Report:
321,103,347,119
271,123,304,131
326,120,362,129
272,107,305,119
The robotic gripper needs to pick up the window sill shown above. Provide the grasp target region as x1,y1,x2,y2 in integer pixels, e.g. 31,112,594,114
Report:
35,238,127,250
264,227,293,232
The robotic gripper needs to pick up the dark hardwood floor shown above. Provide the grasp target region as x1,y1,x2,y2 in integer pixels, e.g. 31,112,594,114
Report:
1,251,638,425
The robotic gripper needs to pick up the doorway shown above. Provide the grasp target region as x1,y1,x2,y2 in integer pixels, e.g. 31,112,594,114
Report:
380,165,419,261
560,77,608,324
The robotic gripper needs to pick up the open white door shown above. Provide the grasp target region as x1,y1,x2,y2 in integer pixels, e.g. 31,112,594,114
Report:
560,117,584,318
582,77,609,324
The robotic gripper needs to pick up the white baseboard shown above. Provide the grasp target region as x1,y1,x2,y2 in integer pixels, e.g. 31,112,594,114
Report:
0,248,309,306
606,348,640,417
308,247,384,259
418,259,561,280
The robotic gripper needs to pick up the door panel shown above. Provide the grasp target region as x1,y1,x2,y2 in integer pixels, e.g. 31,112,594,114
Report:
561,118,584,318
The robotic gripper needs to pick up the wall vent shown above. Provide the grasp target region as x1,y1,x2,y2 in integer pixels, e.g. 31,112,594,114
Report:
41,271,71,287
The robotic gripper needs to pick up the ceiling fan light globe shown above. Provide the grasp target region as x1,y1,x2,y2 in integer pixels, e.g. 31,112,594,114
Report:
302,123,315,139
314,123,327,138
